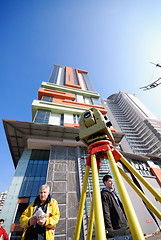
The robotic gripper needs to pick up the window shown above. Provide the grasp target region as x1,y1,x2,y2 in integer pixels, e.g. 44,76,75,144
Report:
41,96,53,102
73,70,79,85
48,65,60,84
73,114,80,124
132,160,152,176
19,150,49,203
60,114,64,126
34,110,50,124
82,73,95,92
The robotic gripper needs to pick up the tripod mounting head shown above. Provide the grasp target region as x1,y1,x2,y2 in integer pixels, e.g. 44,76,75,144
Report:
76,107,115,146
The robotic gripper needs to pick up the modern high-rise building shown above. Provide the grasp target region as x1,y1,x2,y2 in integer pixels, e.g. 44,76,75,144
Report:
1,66,161,239
0,191,8,213
102,92,161,235
102,92,161,179
1,64,115,240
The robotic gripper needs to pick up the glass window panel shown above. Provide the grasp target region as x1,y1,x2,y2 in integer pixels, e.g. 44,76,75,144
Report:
73,115,76,124
31,164,37,176
60,114,64,126
35,164,43,177
19,150,49,198
34,160,38,164
73,70,79,85
82,73,95,92
25,181,33,196
34,110,50,124
25,164,33,177
42,96,53,102
41,163,48,177
48,65,60,84
39,160,44,164
40,177,46,181
19,181,28,197
31,181,40,197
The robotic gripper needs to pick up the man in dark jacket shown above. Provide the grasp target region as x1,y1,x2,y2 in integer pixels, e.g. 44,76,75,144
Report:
101,174,131,238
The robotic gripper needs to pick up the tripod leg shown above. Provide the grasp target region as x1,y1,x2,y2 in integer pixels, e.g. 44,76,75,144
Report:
86,195,94,240
86,168,100,240
73,165,90,240
118,166,161,220
106,149,145,240
119,154,161,203
91,154,106,240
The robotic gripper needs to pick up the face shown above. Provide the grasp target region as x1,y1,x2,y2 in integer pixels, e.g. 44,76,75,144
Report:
104,177,114,190
0,221,4,228
40,188,49,203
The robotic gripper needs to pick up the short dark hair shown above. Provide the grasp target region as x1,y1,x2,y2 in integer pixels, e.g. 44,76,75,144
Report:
0,219,4,223
102,174,112,183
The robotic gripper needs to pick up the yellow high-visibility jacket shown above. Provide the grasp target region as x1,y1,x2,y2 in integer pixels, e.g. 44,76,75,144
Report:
20,198,60,240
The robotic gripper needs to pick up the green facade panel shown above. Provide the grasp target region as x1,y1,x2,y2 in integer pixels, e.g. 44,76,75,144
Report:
32,99,88,120
41,82,100,98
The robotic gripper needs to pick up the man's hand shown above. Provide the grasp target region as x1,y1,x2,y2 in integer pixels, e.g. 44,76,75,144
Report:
38,217,46,226
29,216,37,226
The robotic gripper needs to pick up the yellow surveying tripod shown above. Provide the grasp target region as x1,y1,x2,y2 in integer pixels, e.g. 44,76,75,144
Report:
74,108,161,240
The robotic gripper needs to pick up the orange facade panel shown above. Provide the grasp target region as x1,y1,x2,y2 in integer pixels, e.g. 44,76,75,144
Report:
64,123,79,128
38,88,75,101
65,66,82,89
75,69,88,89
65,66,74,86
151,168,161,186
52,99,107,114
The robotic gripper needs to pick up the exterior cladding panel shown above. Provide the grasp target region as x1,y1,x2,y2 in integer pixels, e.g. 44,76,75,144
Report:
65,66,82,89
151,168,161,185
38,88,75,100
51,99,107,114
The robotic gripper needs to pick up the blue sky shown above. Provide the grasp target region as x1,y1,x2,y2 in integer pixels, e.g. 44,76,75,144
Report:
0,0,161,193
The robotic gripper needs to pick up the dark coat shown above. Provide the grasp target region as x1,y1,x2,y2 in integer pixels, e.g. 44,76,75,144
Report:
101,188,128,231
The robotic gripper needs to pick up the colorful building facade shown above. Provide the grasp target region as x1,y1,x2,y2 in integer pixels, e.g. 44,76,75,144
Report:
1,65,161,239
1,65,111,239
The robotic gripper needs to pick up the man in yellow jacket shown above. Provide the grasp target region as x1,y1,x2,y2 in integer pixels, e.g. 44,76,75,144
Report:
20,184,60,240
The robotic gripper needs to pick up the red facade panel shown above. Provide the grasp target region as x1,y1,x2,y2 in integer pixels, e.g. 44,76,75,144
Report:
151,168,161,186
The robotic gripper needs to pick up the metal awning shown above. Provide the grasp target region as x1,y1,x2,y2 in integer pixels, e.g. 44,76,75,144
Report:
2,119,125,168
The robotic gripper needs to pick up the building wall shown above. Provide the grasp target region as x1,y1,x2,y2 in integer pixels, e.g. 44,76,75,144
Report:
0,149,31,236
46,145,83,240
0,191,8,213
121,167,161,235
